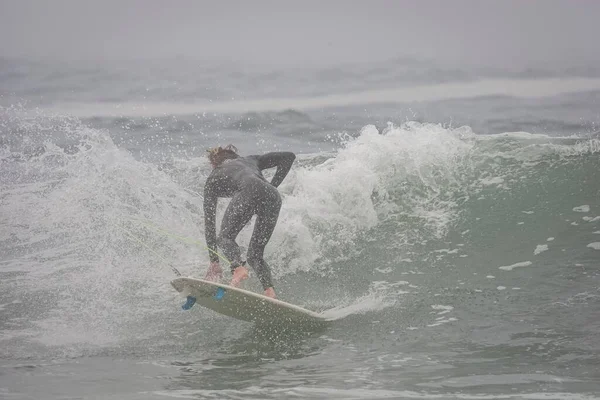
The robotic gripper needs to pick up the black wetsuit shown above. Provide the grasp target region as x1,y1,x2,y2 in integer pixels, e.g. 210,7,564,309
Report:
203,152,296,289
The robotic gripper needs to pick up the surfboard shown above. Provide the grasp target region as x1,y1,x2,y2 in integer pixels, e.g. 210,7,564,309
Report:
171,277,330,327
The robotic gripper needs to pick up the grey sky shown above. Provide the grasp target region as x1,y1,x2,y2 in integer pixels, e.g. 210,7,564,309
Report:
1,0,599,69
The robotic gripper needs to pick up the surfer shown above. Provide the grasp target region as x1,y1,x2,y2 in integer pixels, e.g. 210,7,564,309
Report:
202,145,296,299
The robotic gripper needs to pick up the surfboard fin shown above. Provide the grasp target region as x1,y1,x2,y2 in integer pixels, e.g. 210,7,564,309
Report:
182,295,196,310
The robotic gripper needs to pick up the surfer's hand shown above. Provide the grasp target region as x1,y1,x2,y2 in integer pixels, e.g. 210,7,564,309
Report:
263,287,276,299
204,262,222,282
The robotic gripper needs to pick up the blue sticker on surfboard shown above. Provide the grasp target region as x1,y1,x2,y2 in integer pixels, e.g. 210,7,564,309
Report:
214,287,226,300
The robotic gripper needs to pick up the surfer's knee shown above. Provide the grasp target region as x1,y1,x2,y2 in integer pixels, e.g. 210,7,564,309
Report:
217,235,239,258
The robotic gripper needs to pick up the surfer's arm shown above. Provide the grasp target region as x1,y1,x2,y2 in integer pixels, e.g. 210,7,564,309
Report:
257,152,296,188
203,182,219,263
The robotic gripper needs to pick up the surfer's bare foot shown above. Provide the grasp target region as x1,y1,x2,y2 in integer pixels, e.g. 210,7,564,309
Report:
204,262,222,282
263,287,276,298
230,266,249,287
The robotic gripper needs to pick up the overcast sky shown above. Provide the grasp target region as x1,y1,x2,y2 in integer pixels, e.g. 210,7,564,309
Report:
1,0,599,69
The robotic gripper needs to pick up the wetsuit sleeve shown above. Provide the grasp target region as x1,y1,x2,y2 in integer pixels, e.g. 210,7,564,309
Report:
203,179,219,263
257,152,296,188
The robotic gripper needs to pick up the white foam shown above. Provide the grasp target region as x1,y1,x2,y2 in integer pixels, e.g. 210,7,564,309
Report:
154,385,598,400
547,237,555,241
499,261,533,271
583,216,600,222
573,205,590,213
480,177,504,186
587,242,600,250
431,305,454,315
434,248,459,254
534,244,548,255
0,114,208,355
486,275,495,279
271,123,471,271
319,294,394,320
497,286,507,290
320,280,402,320
418,373,581,389
427,317,458,327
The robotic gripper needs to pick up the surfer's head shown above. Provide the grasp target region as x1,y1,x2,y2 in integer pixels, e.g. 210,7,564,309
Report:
207,144,239,167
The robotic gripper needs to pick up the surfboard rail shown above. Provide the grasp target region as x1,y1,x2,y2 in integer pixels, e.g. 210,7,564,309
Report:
171,277,331,327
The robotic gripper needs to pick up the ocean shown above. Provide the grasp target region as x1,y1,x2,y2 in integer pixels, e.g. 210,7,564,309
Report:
1,57,600,399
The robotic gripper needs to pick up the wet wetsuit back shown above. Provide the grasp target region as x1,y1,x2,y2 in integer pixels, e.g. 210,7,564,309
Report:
203,152,295,289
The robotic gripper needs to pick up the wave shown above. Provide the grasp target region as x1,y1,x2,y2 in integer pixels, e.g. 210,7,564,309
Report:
1,107,599,358
39,77,600,118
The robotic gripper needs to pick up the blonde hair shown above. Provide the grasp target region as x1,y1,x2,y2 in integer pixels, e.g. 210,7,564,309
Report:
207,144,239,166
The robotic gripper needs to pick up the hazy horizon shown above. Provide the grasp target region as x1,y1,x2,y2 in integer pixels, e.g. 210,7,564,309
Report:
1,0,599,70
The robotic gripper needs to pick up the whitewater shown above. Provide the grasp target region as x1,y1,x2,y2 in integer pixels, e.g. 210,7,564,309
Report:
1,59,600,399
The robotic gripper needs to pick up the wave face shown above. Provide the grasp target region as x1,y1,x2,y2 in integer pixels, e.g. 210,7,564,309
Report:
1,106,600,397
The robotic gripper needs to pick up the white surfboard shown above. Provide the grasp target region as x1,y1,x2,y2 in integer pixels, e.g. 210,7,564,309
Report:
171,277,331,327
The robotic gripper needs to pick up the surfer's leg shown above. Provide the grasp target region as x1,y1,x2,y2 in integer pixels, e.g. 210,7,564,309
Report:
247,192,282,290
218,192,254,270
